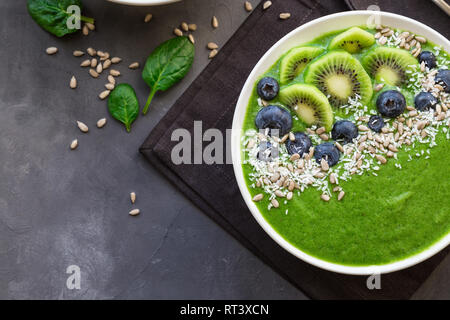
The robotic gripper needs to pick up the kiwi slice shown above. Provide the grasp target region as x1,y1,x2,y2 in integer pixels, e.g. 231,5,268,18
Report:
279,84,334,131
304,51,373,107
329,27,375,53
279,46,324,84
362,47,419,86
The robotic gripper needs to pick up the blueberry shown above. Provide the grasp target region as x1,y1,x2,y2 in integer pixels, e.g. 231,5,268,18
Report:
435,69,450,93
418,51,437,69
314,143,340,167
367,115,385,133
414,92,438,111
376,90,406,118
285,132,312,156
257,77,279,101
255,105,292,136
331,120,358,144
257,141,278,162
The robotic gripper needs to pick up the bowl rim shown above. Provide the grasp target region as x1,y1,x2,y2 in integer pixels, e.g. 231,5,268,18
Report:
106,0,181,6
231,10,450,275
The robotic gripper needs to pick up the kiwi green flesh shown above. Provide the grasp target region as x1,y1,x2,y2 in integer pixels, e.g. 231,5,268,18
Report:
279,47,324,84
304,51,373,108
362,47,419,86
279,84,334,131
329,27,375,53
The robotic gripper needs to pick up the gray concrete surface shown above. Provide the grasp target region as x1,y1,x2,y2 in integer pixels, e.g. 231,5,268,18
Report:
0,0,447,300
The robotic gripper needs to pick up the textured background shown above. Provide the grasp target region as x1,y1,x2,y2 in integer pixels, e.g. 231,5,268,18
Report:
0,0,448,299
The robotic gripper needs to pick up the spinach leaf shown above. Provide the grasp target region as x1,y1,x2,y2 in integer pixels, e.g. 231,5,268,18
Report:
142,36,195,114
108,84,140,132
27,0,94,37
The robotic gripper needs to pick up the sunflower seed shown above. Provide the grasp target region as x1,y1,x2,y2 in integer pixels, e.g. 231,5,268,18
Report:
358,125,369,131
46,47,58,55
108,75,116,85
410,39,417,47
180,22,189,32
320,194,330,202
69,76,77,89
174,28,183,36
89,69,99,78
320,133,329,141
338,191,345,201
321,158,329,171
212,16,219,28
110,69,121,76
316,127,326,135
103,59,111,69
290,153,300,161
263,1,272,10
82,24,89,36
374,83,384,92
209,49,218,59
384,30,394,37
406,34,415,42
99,90,110,100
271,199,279,208
86,22,95,31
374,32,381,39
105,83,115,90
111,57,122,64
415,36,427,44
97,118,107,128
129,209,140,216
91,58,98,68
80,59,91,67
77,121,89,133
329,173,337,184
73,50,84,57
381,27,391,34
413,48,421,57
245,1,252,11
416,121,427,130
286,192,293,200
96,63,103,74
129,62,140,69
378,36,387,45
87,47,96,56
275,190,285,198
335,142,344,153
144,13,153,23
188,34,195,44
188,23,197,31
376,155,387,164
252,193,263,202
70,139,78,150
289,132,295,141
207,42,219,50
279,13,291,20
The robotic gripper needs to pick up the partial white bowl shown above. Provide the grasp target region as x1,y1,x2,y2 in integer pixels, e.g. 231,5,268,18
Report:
107,0,181,6
231,11,450,275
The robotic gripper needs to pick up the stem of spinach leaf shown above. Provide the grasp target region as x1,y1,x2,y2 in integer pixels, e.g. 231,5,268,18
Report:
143,87,157,115
80,15,95,24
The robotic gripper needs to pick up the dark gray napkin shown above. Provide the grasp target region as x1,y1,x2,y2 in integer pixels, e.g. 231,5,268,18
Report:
140,0,450,299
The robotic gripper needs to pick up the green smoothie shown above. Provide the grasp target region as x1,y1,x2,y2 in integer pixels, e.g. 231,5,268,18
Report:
241,27,450,266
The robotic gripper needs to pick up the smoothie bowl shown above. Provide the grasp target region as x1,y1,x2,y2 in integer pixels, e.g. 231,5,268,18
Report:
231,11,450,275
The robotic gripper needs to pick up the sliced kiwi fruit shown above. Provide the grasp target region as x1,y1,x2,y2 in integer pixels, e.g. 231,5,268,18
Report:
329,27,375,53
279,46,324,84
279,84,334,131
362,47,419,86
304,51,373,108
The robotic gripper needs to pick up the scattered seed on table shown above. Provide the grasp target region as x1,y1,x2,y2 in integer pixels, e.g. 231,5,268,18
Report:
100,52,110,61
86,22,95,31
97,50,105,58
91,58,98,68
89,69,99,78
174,28,183,36
103,59,111,69
105,83,115,90
279,13,291,20
111,57,122,64
188,23,197,31
69,76,77,89
144,13,153,23
209,49,218,59
82,24,89,36
108,75,116,85
87,47,96,56
130,192,136,204
97,118,107,128
129,62,140,69
70,139,78,150
80,59,91,67
181,22,189,32
110,69,121,76
96,63,103,74
129,209,140,216
77,121,89,133
207,42,218,49
244,1,252,12
263,1,272,10
212,16,219,28
73,50,84,57
46,47,58,55
188,34,195,44
99,90,110,100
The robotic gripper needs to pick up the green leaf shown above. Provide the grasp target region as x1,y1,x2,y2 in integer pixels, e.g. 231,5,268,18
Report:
142,36,195,114
108,84,140,132
27,0,94,37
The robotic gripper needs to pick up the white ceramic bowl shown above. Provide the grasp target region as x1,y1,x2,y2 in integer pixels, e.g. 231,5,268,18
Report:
231,11,450,275
107,0,181,6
